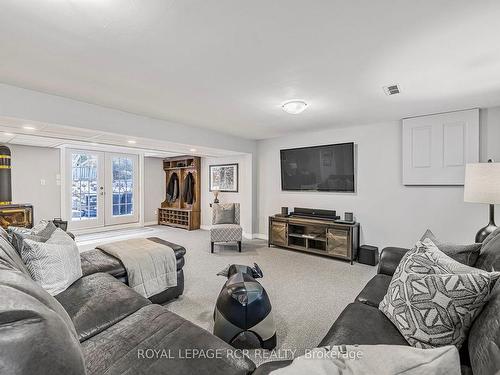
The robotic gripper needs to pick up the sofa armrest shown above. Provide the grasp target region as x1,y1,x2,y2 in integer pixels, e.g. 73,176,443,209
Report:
377,247,410,276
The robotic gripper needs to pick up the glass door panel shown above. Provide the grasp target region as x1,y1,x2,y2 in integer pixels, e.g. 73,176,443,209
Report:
66,150,104,230
105,153,139,225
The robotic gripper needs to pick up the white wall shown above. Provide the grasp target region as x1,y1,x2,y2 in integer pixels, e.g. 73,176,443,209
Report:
201,154,253,237
9,144,61,222
143,157,165,224
257,107,500,248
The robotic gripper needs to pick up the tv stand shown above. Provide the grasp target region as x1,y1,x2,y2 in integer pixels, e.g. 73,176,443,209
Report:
268,214,359,264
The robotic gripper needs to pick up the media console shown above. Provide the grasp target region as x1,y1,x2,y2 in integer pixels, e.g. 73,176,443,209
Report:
268,212,359,264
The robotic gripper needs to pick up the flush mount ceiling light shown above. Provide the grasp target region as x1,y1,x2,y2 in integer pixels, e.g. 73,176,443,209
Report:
282,100,308,114
127,140,137,144
3,132,14,136
189,148,197,152
22,125,36,130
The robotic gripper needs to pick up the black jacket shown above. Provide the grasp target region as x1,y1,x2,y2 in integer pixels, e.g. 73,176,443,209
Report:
166,172,179,203
183,172,195,204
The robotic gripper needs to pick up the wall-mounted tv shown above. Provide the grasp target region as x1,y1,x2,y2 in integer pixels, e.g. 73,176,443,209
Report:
280,142,355,192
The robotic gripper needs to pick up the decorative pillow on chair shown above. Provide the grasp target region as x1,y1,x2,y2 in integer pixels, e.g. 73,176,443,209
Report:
380,239,499,349
420,229,481,266
214,204,235,224
20,228,82,296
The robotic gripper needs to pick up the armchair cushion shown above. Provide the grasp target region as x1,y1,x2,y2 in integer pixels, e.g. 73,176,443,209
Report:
210,224,242,242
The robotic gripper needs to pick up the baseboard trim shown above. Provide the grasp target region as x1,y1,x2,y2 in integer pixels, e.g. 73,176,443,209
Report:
254,233,268,240
144,221,158,226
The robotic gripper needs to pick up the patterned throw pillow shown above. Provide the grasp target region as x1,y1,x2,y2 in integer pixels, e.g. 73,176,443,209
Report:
20,228,82,296
420,229,481,266
380,240,499,349
11,231,49,255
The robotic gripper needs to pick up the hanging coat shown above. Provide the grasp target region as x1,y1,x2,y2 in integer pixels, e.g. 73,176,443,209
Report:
166,172,179,203
183,172,195,204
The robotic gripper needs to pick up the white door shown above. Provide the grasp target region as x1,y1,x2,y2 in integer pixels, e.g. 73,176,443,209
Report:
104,153,139,226
66,149,105,230
66,149,139,230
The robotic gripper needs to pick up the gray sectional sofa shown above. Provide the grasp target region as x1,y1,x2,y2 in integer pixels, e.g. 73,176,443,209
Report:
0,233,255,375
255,231,500,375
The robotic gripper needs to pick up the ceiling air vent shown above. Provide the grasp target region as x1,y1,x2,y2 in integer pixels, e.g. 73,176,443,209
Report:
383,84,401,95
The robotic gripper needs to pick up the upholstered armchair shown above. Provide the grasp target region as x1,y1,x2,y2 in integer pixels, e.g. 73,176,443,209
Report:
210,203,242,253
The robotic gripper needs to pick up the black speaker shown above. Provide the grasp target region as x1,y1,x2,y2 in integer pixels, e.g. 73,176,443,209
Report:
358,245,379,266
281,207,288,215
344,212,354,222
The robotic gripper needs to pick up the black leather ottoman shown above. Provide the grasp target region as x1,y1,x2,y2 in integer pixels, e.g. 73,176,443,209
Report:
79,237,186,304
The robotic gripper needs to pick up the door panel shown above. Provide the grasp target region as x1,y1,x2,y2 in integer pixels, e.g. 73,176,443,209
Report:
105,153,139,226
66,150,104,230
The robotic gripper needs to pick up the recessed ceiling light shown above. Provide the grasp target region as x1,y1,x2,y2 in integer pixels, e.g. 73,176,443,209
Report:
189,148,197,152
282,100,308,114
90,142,98,146
3,132,14,136
127,140,137,144
22,125,36,130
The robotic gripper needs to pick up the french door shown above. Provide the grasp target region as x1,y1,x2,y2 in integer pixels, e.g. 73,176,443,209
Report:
66,149,139,230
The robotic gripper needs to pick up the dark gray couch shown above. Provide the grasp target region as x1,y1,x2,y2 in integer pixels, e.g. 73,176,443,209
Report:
255,234,500,375
0,234,255,375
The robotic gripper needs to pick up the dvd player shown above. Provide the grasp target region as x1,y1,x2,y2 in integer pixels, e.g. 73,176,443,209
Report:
289,207,340,220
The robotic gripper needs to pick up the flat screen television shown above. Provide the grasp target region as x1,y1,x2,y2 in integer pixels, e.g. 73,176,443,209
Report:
280,142,355,192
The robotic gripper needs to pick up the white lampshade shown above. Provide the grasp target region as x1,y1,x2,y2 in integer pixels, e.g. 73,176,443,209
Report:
464,162,500,204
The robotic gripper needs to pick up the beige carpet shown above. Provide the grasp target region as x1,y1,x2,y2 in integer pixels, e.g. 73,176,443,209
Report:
77,225,377,365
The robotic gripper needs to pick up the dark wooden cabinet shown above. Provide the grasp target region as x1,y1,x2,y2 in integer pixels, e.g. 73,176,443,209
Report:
268,215,359,264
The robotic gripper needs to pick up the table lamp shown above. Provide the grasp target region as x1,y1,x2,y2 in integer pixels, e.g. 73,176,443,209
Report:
464,160,500,242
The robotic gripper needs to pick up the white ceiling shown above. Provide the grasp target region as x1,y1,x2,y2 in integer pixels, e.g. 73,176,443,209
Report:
0,116,242,158
1,1,500,139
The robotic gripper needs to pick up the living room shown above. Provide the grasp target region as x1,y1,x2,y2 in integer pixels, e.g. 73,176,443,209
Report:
1,2,500,375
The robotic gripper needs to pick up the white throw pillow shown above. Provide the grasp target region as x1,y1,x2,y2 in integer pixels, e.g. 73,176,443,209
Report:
20,228,82,295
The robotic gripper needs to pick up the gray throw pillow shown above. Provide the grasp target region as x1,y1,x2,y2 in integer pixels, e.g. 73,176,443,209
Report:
20,228,82,295
32,220,58,238
420,229,481,266
475,228,500,272
11,231,49,255
214,204,235,224
379,239,499,349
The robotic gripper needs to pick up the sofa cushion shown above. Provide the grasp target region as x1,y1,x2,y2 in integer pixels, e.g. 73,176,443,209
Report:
355,274,392,307
0,259,85,375
420,229,481,266
81,304,256,375
319,302,409,347
21,228,82,295
55,272,151,342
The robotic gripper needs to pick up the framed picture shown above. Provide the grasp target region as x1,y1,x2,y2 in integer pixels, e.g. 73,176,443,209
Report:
209,163,238,192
